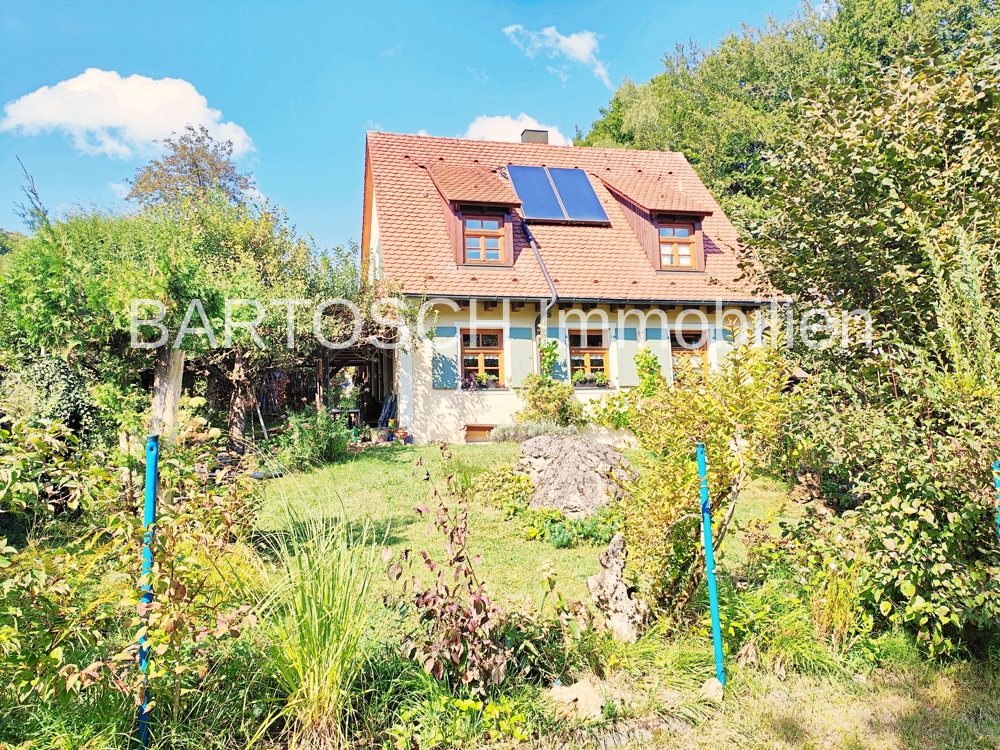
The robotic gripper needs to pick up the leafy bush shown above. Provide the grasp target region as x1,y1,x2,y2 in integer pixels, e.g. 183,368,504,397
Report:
775,236,1000,656
489,421,578,444
0,414,112,521
389,497,513,696
0,434,262,740
271,404,350,471
515,340,585,427
463,464,534,512
597,345,791,611
0,358,101,444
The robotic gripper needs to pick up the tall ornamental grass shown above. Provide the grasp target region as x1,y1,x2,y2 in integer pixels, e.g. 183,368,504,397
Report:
256,513,380,747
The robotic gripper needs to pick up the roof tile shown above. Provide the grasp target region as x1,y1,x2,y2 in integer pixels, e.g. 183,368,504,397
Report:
366,132,755,303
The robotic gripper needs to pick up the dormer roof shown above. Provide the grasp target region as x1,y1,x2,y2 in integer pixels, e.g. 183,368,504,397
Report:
362,132,756,303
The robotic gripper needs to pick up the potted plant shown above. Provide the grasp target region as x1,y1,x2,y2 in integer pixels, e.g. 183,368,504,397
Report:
462,372,500,390
572,370,611,388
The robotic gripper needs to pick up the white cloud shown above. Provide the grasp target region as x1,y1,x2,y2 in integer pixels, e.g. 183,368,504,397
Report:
503,25,611,88
1,68,253,159
462,113,568,146
108,182,129,199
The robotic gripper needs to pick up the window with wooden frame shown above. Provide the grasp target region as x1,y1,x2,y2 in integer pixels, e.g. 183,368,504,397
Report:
568,330,607,379
463,216,504,265
658,222,696,269
671,330,708,372
461,330,504,387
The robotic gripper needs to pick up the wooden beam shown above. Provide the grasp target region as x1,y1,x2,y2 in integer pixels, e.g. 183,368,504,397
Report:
483,300,498,311
510,300,525,312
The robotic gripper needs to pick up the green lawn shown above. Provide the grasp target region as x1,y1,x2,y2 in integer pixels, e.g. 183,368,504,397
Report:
260,444,1000,750
261,443,601,605
261,443,799,606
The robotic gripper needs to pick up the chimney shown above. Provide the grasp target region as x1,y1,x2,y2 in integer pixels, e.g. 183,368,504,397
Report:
520,129,548,145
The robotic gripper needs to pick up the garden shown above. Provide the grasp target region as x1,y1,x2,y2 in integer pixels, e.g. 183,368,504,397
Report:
5,5,1000,749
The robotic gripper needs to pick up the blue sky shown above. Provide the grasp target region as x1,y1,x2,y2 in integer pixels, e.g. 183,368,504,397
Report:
1,0,802,250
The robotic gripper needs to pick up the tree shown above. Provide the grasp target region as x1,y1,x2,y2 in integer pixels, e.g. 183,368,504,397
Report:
578,0,1000,229
126,125,255,207
745,40,1000,347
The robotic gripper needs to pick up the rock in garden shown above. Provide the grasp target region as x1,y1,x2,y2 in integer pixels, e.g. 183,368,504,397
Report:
587,532,649,642
515,435,636,519
543,677,606,722
700,677,725,703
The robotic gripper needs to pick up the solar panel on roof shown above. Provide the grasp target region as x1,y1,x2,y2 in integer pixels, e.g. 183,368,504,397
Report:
548,168,609,222
506,165,610,223
506,165,565,220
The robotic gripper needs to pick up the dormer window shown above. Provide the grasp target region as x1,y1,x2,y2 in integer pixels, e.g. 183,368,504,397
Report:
464,217,504,264
659,223,695,268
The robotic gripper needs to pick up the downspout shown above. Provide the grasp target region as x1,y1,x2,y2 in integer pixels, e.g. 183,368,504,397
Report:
522,218,558,376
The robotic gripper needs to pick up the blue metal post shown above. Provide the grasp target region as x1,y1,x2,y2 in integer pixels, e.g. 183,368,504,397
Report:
993,461,1000,546
697,442,726,687
137,435,159,749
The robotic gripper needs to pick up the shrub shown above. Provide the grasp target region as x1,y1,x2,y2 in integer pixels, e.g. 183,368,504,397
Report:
0,413,112,521
389,497,512,696
0,358,101,444
271,404,350,471
464,464,534,513
489,421,578,444
520,505,623,549
597,345,791,612
778,238,1000,656
514,340,585,427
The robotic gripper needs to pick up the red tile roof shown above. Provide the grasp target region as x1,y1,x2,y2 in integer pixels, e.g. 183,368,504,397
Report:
364,132,757,303
426,164,520,206
598,173,714,215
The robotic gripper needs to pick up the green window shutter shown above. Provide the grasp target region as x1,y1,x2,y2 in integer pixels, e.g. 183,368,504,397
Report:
644,327,672,380
545,326,570,382
432,326,458,389
617,327,640,387
508,327,534,387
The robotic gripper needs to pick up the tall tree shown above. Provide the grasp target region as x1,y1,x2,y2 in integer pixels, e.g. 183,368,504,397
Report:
578,0,1000,229
125,125,255,207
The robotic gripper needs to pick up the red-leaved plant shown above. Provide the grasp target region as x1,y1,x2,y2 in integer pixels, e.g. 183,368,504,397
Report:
385,445,512,696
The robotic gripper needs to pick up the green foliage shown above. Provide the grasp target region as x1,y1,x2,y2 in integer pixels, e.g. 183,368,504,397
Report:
580,0,999,227
0,358,101,443
718,578,842,676
126,124,255,207
254,511,379,746
519,506,623,549
597,345,791,610
0,414,112,521
516,340,585,427
464,463,534,512
747,40,1000,345
270,405,350,471
488,421,578,444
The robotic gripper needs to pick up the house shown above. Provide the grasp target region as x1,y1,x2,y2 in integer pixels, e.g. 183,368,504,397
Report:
360,129,763,444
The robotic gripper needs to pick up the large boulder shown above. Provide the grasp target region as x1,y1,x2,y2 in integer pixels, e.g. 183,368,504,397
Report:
515,435,636,519
587,532,649,642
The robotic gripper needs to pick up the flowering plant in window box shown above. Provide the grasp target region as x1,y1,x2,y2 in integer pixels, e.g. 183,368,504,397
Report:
461,372,501,391
572,370,611,388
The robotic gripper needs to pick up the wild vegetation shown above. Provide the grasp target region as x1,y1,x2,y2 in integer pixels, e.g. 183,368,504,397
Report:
4,0,1000,747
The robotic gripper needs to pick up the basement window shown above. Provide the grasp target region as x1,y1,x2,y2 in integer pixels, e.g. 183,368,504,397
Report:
464,217,504,264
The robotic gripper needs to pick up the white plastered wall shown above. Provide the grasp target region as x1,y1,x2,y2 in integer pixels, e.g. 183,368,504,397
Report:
398,300,756,445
